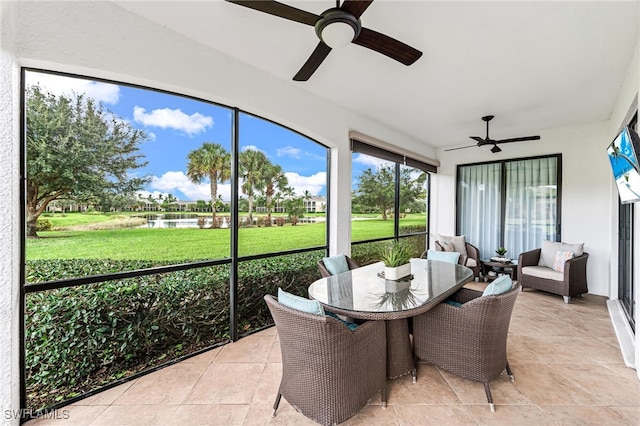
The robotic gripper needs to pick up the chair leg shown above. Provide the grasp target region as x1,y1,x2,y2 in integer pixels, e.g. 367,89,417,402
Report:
381,385,387,408
505,361,515,382
272,393,282,417
563,296,571,304
483,383,495,412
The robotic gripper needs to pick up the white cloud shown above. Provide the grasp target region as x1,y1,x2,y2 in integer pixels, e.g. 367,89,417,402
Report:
133,106,213,137
26,71,120,104
353,153,393,169
149,171,231,201
277,146,302,158
284,171,326,197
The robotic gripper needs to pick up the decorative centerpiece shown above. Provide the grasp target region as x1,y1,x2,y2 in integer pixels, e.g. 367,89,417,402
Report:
491,247,511,263
378,240,413,281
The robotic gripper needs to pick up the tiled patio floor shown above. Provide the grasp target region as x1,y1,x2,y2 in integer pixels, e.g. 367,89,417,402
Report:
28,289,640,425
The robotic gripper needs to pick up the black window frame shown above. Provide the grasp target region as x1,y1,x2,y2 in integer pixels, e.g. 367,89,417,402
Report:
455,153,562,251
19,67,331,416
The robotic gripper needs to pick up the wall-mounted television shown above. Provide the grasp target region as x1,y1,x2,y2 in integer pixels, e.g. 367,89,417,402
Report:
607,125,640,204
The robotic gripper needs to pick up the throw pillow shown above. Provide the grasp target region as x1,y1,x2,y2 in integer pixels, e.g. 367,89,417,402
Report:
482,275,513,296
426,249,460,264
438,234,467,255
539,240,562,268
278,288,325,315
322,253,349,275
552,250,575,272
440,241,455,252
539,240,584,268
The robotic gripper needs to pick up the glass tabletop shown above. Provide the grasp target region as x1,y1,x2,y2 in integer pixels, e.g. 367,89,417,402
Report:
308,258,473,316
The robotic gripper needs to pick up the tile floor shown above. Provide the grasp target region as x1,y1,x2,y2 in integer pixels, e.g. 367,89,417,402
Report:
28,289,640,425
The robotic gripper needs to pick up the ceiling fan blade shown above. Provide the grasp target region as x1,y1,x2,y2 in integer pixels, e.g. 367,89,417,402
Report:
445,144,478,152
469,136,485,143
495,136,541,144
352,27,422,65
340,0,374,19
225,0,318,26
293,42,332,81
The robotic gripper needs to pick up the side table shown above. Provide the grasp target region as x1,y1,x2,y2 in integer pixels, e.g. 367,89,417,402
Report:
481,259,518,281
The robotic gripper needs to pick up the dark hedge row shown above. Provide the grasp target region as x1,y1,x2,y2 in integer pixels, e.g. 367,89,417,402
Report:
25,251,323,409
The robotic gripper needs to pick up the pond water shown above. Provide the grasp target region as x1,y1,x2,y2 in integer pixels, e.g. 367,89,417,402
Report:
135,214,323,229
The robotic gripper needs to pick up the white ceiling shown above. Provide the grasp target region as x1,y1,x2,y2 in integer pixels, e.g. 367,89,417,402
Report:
113,1,638,150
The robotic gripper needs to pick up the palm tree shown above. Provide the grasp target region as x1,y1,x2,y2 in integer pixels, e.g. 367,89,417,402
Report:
186,143,231,226
263,163,288,226
239,149,268,226
303,189,312,213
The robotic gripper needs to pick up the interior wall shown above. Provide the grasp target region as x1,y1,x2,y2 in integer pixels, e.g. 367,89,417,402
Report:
435,120,613,297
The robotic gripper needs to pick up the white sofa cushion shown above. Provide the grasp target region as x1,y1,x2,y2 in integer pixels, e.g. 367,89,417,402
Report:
522,265,564,281
539,240,584,268
465,258,477,268
438,234,466,256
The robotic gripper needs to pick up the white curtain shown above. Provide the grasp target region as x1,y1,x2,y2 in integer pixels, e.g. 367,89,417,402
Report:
457,157,558,260
457,163,502,259
504,157,558,257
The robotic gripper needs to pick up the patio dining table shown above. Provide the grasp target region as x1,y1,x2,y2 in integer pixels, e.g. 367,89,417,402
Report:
308,258,473,380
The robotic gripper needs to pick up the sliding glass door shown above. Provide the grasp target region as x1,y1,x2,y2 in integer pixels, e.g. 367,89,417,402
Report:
457,155,561,260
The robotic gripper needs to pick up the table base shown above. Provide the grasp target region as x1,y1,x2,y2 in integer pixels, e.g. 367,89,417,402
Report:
386,319,416,381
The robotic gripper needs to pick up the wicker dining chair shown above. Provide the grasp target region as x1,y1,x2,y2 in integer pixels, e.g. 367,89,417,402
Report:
317,254,359,277
264,294,387,426
413,282,521,412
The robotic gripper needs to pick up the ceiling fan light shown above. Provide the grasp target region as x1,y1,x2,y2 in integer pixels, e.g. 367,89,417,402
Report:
321,22,356,48
491,144,502,153
315,8,361,49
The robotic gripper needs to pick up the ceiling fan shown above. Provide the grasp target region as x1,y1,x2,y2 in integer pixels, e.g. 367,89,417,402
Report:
225,0,423,81
446,115,541,153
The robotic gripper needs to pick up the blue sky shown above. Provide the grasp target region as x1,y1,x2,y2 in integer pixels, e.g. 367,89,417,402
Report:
25,70,378,202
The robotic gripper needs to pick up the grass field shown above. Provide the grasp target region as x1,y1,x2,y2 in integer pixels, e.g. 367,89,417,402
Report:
28,212,426,260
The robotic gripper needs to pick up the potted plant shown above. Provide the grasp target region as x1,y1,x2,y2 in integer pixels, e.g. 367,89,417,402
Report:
379,239,413,281
495,247,508,258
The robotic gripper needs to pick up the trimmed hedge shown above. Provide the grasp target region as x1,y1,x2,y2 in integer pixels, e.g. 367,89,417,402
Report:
25,251,323,409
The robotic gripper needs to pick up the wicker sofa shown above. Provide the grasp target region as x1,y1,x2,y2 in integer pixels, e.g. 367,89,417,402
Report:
517,240,588,303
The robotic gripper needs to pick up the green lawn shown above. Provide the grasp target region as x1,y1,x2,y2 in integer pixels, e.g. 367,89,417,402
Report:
28,212,426,261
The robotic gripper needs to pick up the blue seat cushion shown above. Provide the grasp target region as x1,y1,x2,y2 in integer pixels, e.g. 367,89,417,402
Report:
444,299,463,307
426,249,460,264
278,288,325,315
482,275,513,296
326,311,359,330
322,253,350,275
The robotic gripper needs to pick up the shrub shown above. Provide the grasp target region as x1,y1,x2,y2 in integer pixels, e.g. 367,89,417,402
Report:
24,251,324,410
36,218,53,232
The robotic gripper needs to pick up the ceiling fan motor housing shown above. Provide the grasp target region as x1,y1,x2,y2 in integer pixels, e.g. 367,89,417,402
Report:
315,8,362,45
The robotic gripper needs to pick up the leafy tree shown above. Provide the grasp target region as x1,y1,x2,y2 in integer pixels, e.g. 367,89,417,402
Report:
161,193,178,211
263,163,288,226
239,149,268,226
352,166,395,220
26,85,149,237
284,196,305,225
399,168,427,213
186,143,231,226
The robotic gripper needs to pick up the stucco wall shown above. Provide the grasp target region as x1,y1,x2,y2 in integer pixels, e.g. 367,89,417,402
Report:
0,2,21,424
